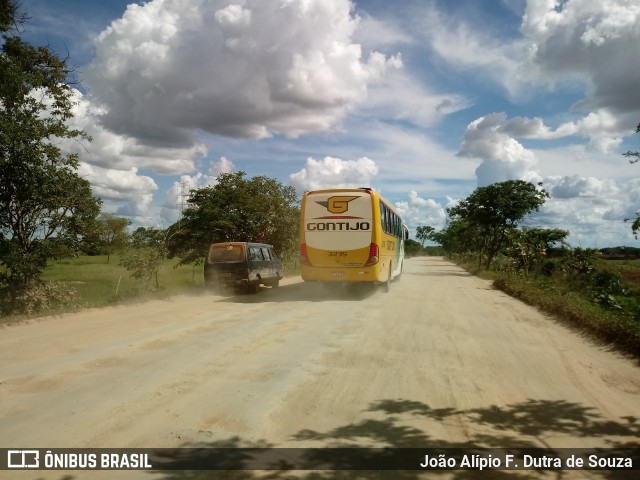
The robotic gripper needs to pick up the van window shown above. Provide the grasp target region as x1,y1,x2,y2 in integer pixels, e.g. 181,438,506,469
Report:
209,244,244,262
249,246,263,261
261,247,272,260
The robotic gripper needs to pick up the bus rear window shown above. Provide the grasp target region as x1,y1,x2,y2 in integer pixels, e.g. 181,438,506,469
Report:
209,245,245,262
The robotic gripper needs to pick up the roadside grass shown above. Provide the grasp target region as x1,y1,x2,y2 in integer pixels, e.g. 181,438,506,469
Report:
604,258,640,294
454,256,640,360
1,254,301,325
44,254,205,305
0,255,202,325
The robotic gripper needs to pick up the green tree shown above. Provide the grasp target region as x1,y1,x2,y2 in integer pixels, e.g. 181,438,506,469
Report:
96,213,130,263
120,227,167,290
0,1,101,312
504,227,568,277
559,247,598,289
404,238,422,257
168,172,299,265
415,225,435,247
431,217,480,259
447,180,549,269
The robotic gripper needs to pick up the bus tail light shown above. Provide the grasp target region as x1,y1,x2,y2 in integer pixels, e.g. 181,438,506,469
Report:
300,243,311,266
364,243,379,266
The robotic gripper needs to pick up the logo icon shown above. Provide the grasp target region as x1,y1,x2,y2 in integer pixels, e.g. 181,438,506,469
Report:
317,196,359,214
8,450,39,468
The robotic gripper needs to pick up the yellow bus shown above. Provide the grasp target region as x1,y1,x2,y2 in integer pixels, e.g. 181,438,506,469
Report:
300,188,408,290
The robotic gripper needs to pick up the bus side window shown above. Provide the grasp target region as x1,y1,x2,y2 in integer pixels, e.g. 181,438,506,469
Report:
385,206,391,234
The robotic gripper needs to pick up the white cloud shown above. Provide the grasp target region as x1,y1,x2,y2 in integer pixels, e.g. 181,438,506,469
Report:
498,110,625,153
522,0,640,117
423,0,640,117
420,0,640,148
417,4,525,97
572,110,627,153
352,11,414,49
457,113,540,186
84,0,401,149
289,156,379,193
457,109,635,189
453,109,640,247
394,191,447,235
545,175,620,199
70,100,207,175
58,90,207,224
208,157,235,178
531,176,640,247
362,67,470,128
77,163,157,223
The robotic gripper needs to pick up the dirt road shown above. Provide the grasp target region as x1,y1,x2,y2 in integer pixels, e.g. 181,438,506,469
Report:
1,257,638,479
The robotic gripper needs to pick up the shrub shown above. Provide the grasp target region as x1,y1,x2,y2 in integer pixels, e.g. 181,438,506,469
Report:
558,248,597,288
2,281,76,315
592,270,626,296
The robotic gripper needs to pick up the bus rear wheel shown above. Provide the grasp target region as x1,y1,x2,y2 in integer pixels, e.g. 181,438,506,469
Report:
385,263,392,293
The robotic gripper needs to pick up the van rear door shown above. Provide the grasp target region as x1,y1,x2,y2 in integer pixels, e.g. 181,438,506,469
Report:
205,243,248,287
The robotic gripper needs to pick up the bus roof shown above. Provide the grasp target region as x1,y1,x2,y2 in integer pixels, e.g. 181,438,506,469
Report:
304,188,402,214
305,187,373,195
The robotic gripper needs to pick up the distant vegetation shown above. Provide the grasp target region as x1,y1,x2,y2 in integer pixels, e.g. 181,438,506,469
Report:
599,246,640,259
405,239,444,257
416,180,640,359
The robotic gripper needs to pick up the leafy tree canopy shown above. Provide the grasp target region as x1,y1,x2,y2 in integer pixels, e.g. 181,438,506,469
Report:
167,172,299,265
404,238,422,257
96,213,130,262
415,225,435,247
120,227,168,290
431,217,479,257
504,227,569,277
446,180,549,269
0,0,101,311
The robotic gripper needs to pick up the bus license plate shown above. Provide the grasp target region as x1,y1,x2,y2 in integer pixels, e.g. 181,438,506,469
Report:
331,271,344,277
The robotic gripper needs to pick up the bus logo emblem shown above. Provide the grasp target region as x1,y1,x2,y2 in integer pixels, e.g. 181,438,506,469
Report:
318,196,359,214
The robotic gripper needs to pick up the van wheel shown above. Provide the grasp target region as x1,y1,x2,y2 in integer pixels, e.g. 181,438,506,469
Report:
248,282,260,294
272,279,280,288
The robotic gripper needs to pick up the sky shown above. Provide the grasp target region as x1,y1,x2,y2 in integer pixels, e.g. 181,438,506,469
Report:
16,0,640,247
